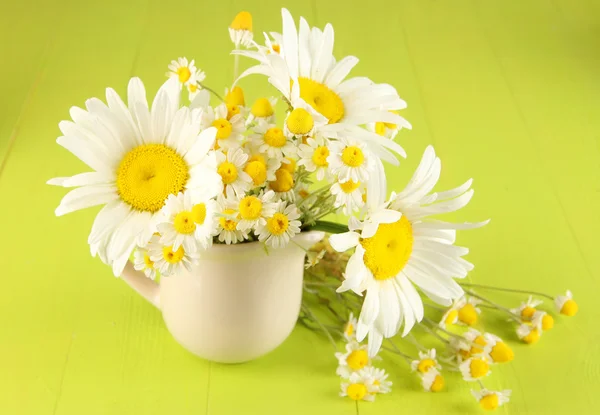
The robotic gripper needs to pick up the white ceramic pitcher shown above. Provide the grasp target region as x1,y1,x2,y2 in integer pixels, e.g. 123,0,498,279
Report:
120,231,324,363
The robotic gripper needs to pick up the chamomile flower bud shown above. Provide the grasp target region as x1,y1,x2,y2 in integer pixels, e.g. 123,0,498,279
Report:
532,310,554,332
335,341,371,378
360,366,392,394
471,389,511,411
268,167,296,201
460,357,491,381
440,296,481,327
511,296,543,321
340,371,376,401
285,107,314,136
343,313,359,342
229,11,253,48
421,369,445,392
555,290,578,316
410,349,441,374
225,86,245,107
483,333,514,363
247,97,277,125
516,323,541,344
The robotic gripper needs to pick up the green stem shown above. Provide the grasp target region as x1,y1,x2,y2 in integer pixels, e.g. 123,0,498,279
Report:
462,289,522,322
459,282,554,300
198,83,224,102
304,220,349,234
300,304,338,351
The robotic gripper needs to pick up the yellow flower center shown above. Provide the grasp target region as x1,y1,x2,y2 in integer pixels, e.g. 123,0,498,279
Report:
281,157,296,173
162,245,185,264
298,189,310,198
298,77,344,124
417,358,436,373
523,328,540,344
561,299,578,316
230,11,252,31
264,127,286,147
458,348,471,360
430,374,444,392
269,169,294,192
192,203,206,225
312,146,330,167
239,196,263,220
344,322,354,337
251,98,274,117
346,350,369,370
286,108,314,135
173,211,196,234
469,358,489,378
219,209,238,231
266,212,289,235
470,335,487,355
521,305,536,319
360,216,413,280
188,83,198,93
458,303,478,326
244,160,267,185
218,161,238,184
248,153,266,165
177,67,191,84
375,122,386,136
346,383,367,401
143,253,154,268
212,118,233,140
479,394,499,411
339,180,361,194
490,342,514,363
341,146,365,167
272,44,281,54
542,314,554,330
227,104,240,120
116,144,189,213
444,309,458,324
225,86,245,107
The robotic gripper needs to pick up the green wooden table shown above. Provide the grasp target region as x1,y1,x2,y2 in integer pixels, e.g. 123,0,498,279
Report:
1,0,598,413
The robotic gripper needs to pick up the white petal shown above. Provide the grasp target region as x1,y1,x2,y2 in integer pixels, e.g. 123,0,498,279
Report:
367,329,383,357
55,185,118,216
359,286,380,327
325,56,359,88
281,8,299,80
310,23,334,83
184,127,217,165
328,231,359,252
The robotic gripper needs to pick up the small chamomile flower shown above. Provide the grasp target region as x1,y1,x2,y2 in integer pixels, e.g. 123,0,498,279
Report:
246,97,277,125
449,336,473,363
331,177,364,215
462,328,489,356
215,195,248,244
229,11,253,48
555,290,578,316
185,70,207,101
410,349,441,374
511,296,543,321
305,249,326,269
283,102,328,139
460,356,491,381
235,190,278,232
147,234,199,277
340,371,377,402
366,109,412,140
516,323,541,344
157,191,218,252
216,148,252,198
343,312,359,342
252,121,296,160
203,103,245,149
532,310,554,331
133,246,158,280
421,369,445,392
335,341,371,378
441,296,481,327
471,389,511,411
294,181,313,202
166,57,197,86
256,202,302,249
259,31,282,55
482,333,515,363
268,166,296,201
328,139,374,184
360,366,392,394
297,136,331,181
242,143,281,186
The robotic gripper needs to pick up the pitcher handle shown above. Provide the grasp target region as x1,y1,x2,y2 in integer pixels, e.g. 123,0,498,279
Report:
120,261,160,309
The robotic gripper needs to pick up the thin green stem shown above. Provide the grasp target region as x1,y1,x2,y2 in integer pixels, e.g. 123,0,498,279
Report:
420,324,450,345
459,282,554,300
388,338,417,361
355,400,359,415
422,317,465,341
233,54,240,81
301,304,338,351
463,289,522,322
424,302,446,311
198,83,224,102
406,333,428,352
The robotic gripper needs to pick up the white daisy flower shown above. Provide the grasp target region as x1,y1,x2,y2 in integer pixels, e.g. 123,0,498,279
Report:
328,139,374,184
235,190,278,232
215,195,248,244
329,146,489,355
48,77,222,276
133,246,158,280
410,349,441,374
200,103,245,150
421,369,444,392
229,11,253,48
251,121,296,160
440,296,482,327
297,135,331,181
471,389,511,411
510,295,543,321
532,309,554,332
459,356,491,382
157,190,217,252
166,57,197,86
366,109,412,140
256,201,301,248
343,312,359,342
359,367,392,394
215,148,252,198
234,8,408,165
147,234,199,277
246,96,277,125
555,290,578,316
340,371,377,402
335,341,371,378
516,323,541,344
331,177,365,215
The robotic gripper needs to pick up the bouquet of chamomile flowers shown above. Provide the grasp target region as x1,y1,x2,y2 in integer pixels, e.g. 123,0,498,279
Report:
48,8,578,412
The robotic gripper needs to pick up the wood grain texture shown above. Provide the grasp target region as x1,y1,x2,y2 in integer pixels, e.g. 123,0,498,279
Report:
0,0,598,414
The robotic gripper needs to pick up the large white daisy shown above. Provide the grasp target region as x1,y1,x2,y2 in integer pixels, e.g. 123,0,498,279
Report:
329,146,489,355
234,8,408,165
48,77,221,276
